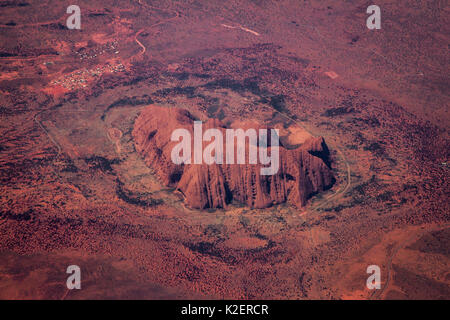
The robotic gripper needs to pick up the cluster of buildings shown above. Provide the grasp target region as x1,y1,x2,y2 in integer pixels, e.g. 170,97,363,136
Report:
74,40,120,61
50,63,125,90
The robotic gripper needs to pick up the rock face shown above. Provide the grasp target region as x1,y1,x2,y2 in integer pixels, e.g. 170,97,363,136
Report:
133,105,334,209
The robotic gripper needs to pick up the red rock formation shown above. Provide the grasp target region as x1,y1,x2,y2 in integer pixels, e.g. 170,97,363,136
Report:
133,105,334,209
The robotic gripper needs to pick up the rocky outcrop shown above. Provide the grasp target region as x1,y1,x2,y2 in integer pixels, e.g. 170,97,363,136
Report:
133,105,334,209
